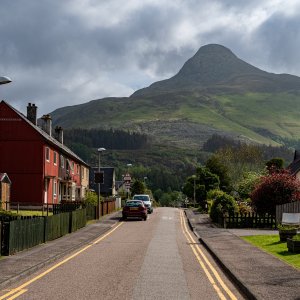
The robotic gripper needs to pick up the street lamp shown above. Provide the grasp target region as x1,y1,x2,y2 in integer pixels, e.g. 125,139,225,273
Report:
126,163,132,172
97,147,106,219
0,76,12,85
126,163,132,199
191,175,196,207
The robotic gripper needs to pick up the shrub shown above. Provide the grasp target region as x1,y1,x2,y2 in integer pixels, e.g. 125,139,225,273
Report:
237,171,264,200
0,210,18,217
250,170,300,214
209,191,237,222
206,189,224,213
237,201,253,214
265,157,284,173
84,191,98,206
277,224,299,231
292,234,300,241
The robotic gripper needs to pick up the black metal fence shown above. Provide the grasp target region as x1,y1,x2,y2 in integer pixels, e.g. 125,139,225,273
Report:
217,212,276,229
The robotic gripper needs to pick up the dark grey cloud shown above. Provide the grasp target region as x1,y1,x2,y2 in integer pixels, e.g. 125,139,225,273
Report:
0,0,299,115
253,13,300,74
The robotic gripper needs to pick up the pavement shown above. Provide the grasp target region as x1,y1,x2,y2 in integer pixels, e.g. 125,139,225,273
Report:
0,209,299,300
0,210,122,290
185,209,300,300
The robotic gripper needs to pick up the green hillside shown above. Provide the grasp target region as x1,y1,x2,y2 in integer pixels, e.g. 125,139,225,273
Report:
51,91,300,147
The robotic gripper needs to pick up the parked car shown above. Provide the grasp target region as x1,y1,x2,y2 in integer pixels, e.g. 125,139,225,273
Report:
132,194,153,214
122,200,148,221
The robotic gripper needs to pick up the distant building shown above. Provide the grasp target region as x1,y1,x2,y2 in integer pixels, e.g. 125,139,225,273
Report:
288,150,300,179
90,167,116,197
0,101,90,205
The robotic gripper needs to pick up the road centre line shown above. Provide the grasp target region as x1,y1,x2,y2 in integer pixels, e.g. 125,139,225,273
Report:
180,210,238,300
0,222,124,300
2,289,27,300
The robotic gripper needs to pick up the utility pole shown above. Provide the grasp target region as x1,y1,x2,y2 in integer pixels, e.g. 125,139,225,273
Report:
97,147,105,219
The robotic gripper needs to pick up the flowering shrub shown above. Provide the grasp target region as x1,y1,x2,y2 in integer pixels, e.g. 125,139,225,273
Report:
237,200,253,214
250,170,300,214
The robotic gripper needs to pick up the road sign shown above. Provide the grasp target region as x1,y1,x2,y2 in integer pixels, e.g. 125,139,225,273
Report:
94,171,104,184
123,173,131,182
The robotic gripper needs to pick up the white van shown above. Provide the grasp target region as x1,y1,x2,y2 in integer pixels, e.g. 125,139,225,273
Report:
133,194,153,214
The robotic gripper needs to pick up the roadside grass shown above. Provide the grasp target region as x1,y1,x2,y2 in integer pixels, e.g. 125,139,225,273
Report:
242,235,300,269
10,210,53,216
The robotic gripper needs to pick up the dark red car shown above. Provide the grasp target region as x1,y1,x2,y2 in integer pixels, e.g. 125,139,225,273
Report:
122,200,148,221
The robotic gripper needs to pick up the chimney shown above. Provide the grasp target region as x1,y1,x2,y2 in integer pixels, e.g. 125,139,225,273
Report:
41,114,52,136
55,126,64,144
27,103,37,125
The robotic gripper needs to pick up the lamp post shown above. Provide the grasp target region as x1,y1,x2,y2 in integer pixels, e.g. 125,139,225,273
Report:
191,175,196,207
0,76,12,85
126,163,132,199
97,147,106,219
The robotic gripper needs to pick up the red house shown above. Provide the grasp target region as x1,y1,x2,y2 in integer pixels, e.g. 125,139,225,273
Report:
0,101,90,205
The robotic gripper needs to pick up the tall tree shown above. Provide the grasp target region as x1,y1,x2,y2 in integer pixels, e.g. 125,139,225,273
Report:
130,179,146,196
206,155,231,191
183,166,219,207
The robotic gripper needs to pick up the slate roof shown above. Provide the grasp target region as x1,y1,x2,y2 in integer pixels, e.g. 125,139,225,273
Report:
1,101,89,167
288,150,300,175
115,180,125,190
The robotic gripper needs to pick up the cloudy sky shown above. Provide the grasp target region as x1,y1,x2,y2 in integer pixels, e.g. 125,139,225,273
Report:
1,0,300,116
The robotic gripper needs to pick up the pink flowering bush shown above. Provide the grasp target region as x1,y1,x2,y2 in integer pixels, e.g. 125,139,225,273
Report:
250,170,300,214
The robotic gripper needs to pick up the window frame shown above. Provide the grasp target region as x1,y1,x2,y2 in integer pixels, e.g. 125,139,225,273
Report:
45,147,50,162
53,151,57,165
60,155,64,168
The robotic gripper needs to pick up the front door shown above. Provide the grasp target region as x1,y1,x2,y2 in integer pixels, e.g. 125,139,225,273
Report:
44,179,49,204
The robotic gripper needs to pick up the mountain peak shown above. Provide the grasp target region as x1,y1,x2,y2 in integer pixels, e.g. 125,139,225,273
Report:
132,44,265,97
193,44,236,58
177,43,241,78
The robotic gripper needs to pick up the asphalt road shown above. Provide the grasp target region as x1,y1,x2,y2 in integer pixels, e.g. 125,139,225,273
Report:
0,208,245,300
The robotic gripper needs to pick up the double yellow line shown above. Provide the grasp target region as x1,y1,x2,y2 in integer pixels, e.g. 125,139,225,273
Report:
180,210,238,300
0,222,124,300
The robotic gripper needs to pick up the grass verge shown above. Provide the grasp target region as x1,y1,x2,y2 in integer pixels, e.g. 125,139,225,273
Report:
10,210,53,216
242,235,300,269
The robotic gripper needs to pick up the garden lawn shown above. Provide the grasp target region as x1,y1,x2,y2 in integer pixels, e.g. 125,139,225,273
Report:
10,210,53,216
242,235,300,269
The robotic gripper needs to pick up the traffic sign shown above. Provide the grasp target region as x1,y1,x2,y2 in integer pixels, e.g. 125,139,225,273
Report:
123,173,131,182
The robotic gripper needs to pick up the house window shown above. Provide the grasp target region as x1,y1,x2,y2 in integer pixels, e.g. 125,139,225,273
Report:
46,147,50,162
72,162,75,174
77,164,79,175
66,159,69,171
54,152,57,165
81,166,84,179
53,180,57,198
60,155,64,168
